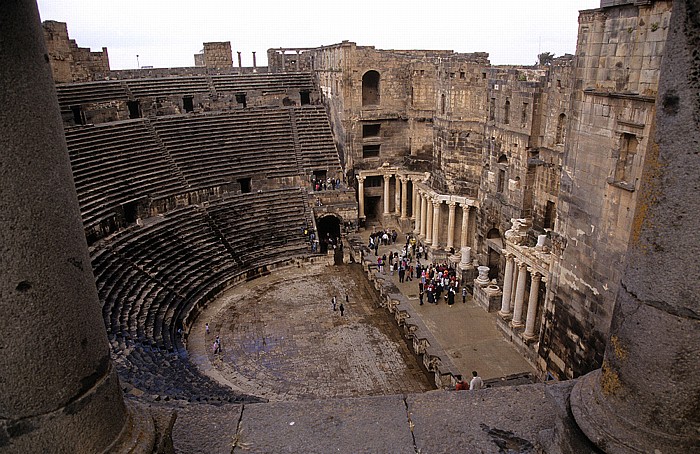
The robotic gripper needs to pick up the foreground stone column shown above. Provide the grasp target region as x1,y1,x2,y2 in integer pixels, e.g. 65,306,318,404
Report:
356,175,366,220
523,272,541,339
383,174,391,215
571,2,700,451
446,201,456,251
499,254,515,318
0,2,154,451
510,263,527,328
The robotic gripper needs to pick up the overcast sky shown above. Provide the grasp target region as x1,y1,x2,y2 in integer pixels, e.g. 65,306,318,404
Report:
36,1,601,70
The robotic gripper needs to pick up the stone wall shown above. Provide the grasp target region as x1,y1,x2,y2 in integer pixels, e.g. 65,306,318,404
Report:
431,57,490,197
203,41,233,69
42,20,109,83
541,0,672,379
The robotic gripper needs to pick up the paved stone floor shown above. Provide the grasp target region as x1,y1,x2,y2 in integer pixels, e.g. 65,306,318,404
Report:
189,262,434,401
189,229,535,402
364,231,536,382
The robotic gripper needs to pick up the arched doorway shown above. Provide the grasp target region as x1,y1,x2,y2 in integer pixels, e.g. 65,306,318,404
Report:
486,228,503,280
316,215,343,264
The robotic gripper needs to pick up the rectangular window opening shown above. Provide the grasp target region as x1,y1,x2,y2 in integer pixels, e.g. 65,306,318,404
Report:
362,124,381,138
363,144,380,158
235,93,247,108
544,201,555,229
497,169,506,193
300,90,311,105
71,105,87,125
183,96,194,113
238,177,252,193
127,100,141,119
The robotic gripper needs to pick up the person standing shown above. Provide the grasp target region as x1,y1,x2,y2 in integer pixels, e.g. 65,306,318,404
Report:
339,303,345,316
205,323,210,335
469,371,483,390
332,296,337,311
462,286,467,304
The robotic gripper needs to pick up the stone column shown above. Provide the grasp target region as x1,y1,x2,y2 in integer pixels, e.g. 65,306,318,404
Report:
460,247,471,267
400,177,408,220
0,2,152,451
295,50,300,71
420,194,428,237
394,175,401,215
523,272,542,339
511,263,528,328
237,51,242,68
570,3,700,451
425,197,434,244
252,51,257,68
356,175,366,220
383,174,391,215
411,180,418,220
446,201,456,251
413,190,422,234
499,254,515,317
431,200,441,247
460,204,470,248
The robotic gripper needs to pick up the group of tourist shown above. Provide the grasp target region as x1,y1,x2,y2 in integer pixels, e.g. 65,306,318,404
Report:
311,176,342,192
370,230,465,306
416,262,463,306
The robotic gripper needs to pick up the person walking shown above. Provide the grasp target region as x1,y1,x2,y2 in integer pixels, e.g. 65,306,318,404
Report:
339,303,345,316
332,296,337,311
462,286,467,304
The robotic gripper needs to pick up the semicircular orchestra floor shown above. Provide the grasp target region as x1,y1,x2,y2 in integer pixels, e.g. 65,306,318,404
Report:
187,262,434,402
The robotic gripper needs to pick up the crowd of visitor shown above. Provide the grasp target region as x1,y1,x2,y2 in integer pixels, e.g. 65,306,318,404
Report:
369,226,489,391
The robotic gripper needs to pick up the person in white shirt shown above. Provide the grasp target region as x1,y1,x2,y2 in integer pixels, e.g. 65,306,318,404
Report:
469,371,483,390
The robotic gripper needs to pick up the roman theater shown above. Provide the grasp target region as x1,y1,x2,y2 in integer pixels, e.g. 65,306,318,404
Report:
1,0,698,452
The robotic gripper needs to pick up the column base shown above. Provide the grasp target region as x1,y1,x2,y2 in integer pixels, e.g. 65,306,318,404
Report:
510,320,524,329
522,331,538,342
498,310,512,320
571,363,696,453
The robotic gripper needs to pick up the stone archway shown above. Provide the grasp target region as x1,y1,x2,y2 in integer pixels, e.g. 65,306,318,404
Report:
316,215,343,264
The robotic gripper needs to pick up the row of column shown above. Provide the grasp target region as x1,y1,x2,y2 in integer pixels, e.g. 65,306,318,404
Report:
355,174,472,252
356,173,414,220
498,254,544,340
413,190,470,251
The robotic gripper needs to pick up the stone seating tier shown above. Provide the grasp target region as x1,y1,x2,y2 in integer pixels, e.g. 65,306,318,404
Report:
152,109,300,188
55,73,315,112
292,106,342,171
124,76,211,98
211,72,314,92
56,80,128,112
65,119,186,230
88,189,313,401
